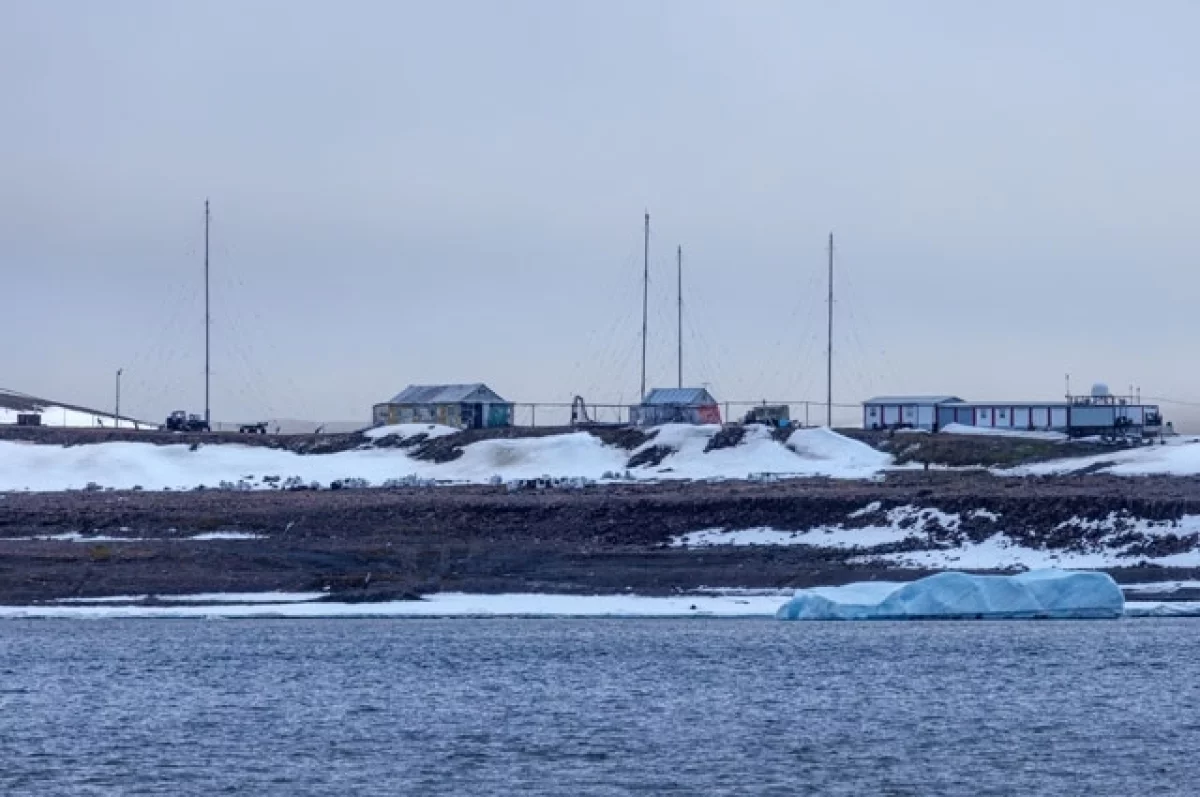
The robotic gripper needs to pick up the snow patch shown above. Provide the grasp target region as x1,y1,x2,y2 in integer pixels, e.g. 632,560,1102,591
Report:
671,505,970,549
187,532,266,541
1054,512,1200,537
854,534,1200,570
672,526,916,549
1121,580,1200,594
941,424,1067,441
0,532,265,542
363,424,458,441
1005,436,1200,477
848,501,882,519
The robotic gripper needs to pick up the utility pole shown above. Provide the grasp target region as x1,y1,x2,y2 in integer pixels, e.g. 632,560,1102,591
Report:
204,199,211,427
641,211,649,401
677,244,683,389
115,368,123,429
826,232,834,428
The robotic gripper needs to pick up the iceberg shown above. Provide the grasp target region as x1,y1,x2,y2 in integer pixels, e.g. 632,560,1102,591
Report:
775,570,1124,621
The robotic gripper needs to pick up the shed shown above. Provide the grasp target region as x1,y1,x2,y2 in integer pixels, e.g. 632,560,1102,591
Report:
630,387,722,427
862,395,963,431
372,383,513,429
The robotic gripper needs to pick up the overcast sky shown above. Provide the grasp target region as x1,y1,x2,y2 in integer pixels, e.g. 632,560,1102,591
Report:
3,1,1199,425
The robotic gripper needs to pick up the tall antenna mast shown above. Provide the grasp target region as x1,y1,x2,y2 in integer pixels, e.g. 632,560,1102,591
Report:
826,232,834,428
677,244,683,389
204,199,211,427
641,211,649,400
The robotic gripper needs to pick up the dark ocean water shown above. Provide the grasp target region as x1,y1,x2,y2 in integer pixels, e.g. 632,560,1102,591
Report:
1,618,1197,796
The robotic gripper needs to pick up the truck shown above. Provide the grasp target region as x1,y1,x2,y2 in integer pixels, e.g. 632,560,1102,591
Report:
742,405,791,428
163,410,210,433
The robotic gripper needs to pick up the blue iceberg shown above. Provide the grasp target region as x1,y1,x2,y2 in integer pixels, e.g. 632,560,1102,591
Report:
776,569,1124,620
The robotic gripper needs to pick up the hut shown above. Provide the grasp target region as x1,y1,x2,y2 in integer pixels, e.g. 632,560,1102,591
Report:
630,387,722,427
372,383,513,429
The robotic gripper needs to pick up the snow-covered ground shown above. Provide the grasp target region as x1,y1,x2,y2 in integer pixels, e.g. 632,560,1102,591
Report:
853,537,1200,570
0,592,786,619
1005,436,1200,476
0,589,1195,619
672,505,962,548
0,404,155,430
0,424,892,491
672,505,1200,570
673,525,915,549
940,423,1068,441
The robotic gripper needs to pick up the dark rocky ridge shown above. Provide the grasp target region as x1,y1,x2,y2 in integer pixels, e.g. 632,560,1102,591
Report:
3,471,1200,604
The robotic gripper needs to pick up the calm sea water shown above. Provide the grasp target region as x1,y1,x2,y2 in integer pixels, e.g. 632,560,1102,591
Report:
1,618,1197,796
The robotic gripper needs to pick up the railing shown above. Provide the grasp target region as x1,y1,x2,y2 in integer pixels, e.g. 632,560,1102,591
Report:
508,400,864,429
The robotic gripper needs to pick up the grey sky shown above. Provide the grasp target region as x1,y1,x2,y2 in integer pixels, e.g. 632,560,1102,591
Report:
3,1,1198,425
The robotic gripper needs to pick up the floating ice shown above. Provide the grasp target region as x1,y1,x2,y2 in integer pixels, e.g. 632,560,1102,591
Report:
775,570,1124,620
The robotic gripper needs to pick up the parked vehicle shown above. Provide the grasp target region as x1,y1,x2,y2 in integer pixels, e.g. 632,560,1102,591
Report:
163,410,210,433
742,405,791,428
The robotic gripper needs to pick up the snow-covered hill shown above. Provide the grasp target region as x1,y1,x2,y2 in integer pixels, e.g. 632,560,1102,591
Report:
0,389,154,430
0,424,891,492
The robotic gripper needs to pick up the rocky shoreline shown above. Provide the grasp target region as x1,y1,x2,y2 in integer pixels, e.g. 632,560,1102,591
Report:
3,471,1200,605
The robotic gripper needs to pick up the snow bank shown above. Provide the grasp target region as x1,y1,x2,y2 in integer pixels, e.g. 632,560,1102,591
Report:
1125,601,1200,618
785,427,894,474
627,424,887,480
941,423,1067,441
0,592,786,619
0,426,892,491
776,570,1124,621
1006,437,1200,477
363,424,457,441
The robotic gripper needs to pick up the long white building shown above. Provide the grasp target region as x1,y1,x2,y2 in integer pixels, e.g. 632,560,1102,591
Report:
863,386,1163,437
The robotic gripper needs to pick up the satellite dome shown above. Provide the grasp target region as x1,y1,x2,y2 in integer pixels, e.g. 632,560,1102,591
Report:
1091,383,1110,398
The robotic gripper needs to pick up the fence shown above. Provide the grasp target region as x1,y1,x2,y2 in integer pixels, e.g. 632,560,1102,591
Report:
508,400,864,429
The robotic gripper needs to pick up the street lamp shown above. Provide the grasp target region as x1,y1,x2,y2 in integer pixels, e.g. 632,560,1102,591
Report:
115,369,123,429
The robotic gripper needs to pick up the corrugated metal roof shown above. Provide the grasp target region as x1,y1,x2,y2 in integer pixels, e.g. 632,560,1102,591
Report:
863,395,963,405
641,387,717,405
386,383,508,405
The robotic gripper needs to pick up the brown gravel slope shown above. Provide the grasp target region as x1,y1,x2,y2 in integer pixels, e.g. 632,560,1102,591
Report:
3,472,1200,604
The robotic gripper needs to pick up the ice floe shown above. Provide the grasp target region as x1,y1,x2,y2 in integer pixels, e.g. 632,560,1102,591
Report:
776,570,1125,620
